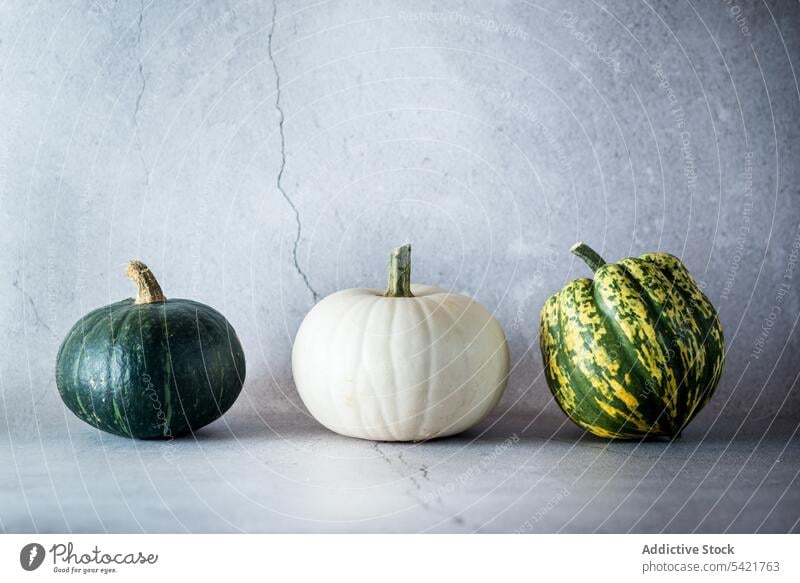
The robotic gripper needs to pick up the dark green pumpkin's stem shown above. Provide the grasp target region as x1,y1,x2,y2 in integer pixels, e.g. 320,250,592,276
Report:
570,241,607,273
127,260,166,304
384,244,414,298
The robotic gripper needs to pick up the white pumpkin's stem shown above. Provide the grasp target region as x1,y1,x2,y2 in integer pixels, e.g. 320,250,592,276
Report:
570,241,607,273
127,260,166,304
385,244,414,298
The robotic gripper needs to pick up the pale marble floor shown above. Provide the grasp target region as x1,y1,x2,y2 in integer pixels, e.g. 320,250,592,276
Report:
1,413,797,533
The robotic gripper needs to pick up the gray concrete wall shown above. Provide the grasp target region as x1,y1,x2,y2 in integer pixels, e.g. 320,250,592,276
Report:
1,0,798,440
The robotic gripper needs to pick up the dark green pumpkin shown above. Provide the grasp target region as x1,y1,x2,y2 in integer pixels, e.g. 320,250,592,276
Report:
539,243,724,439
56,261,246,439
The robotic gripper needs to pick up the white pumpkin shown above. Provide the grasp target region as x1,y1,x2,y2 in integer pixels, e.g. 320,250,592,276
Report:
292,245,509,441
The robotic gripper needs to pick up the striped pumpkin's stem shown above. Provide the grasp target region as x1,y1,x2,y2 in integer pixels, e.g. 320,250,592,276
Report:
570,242,607,273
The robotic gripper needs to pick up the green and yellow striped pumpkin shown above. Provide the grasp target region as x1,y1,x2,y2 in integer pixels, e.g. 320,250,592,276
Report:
539,242,724,439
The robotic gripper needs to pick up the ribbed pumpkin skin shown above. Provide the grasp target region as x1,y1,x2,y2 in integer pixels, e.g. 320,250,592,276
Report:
540,251,724,439
293,285,509,441
56,298,246,439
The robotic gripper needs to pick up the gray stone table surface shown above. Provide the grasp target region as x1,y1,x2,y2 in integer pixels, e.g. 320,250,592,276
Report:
1,1,799,533
1,413,798,533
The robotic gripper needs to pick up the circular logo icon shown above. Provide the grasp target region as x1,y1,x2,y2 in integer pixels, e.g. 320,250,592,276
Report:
20,543,46,571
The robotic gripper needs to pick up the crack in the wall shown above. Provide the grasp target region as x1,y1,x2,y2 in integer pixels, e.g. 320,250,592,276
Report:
133,0,150,188
268,1,319,303
12,278,52,334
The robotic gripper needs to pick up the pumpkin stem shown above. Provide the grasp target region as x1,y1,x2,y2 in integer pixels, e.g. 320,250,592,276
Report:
570,241,607,273
126,260,166,304
384,244,414,298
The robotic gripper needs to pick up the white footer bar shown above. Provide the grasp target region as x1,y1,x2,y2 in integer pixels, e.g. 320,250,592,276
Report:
1,534,796,582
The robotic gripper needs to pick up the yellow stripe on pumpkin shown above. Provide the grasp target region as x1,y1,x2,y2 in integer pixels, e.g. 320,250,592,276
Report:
558,278,653,433
593,264,679,422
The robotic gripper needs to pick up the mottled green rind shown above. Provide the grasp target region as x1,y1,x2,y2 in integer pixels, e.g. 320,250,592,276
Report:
539,252,724,440
55,298,246,439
